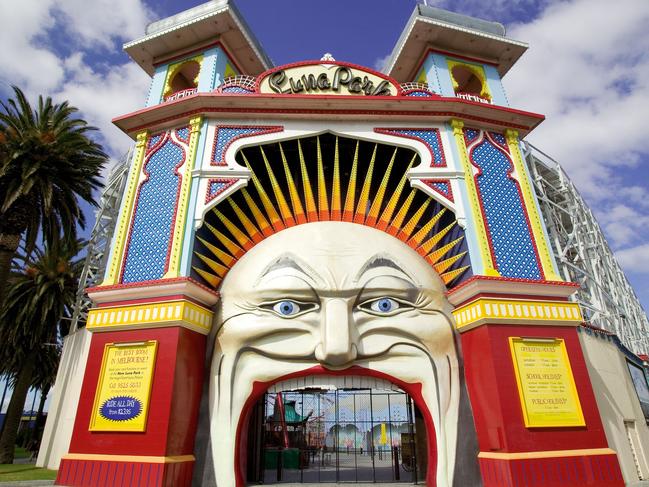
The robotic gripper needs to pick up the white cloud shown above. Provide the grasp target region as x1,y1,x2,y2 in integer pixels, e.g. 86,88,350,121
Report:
0,0,63,93
0,0,154,158
598,204,649,248
374,53,392,73
56,53,150,157
52,0,153,49
419,0,551,24
616,244,649,274
505,0,649,199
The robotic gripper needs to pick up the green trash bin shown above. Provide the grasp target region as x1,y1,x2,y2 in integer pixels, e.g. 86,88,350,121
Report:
264,448,279,469
264,448,300,470
283,448,300,469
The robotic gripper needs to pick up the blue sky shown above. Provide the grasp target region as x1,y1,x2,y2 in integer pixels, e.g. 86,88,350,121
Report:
0,0,648,358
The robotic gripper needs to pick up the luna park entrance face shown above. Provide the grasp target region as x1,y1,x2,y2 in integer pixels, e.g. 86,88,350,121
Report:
246,381,427,484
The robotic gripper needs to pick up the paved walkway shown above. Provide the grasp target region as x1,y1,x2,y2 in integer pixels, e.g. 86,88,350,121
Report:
0,482,53,486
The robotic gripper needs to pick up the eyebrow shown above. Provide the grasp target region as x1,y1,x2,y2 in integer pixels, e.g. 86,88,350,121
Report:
355,255,411,281
257,254,319,285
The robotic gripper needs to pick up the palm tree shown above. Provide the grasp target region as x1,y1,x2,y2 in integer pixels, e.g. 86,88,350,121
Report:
0,241,82,464
0,86,107,305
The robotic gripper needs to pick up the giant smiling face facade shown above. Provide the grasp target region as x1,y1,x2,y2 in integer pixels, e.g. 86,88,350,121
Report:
208,222,460,486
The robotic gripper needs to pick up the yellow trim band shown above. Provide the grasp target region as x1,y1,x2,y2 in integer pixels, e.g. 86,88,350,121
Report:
505,129,562,281
453,297,583,331
103,131,149,286
63,453,194,464
450,119,499,276
478,448,616,460
87,299,213,334
164,116,203,279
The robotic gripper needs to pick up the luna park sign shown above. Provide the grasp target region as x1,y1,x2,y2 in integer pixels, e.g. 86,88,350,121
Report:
258,62,399,97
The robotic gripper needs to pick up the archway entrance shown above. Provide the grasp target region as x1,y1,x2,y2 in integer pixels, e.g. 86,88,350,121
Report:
246,377,427,484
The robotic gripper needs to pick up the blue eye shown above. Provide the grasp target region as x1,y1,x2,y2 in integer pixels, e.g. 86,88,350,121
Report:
273,300,301,316
369,298,399,314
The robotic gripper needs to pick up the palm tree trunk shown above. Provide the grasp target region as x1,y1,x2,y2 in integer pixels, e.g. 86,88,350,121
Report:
34,385,50,444
0,233,20,307
0,376,8,435
0,351,36,464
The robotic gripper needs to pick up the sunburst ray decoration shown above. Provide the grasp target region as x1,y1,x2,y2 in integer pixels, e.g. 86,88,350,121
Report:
193,133,471,289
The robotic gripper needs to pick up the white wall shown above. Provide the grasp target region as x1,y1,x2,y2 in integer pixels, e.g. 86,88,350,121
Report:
579,329,649,485
36,327,91,469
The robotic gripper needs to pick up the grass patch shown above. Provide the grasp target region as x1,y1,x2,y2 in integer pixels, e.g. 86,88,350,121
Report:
0,464,57,481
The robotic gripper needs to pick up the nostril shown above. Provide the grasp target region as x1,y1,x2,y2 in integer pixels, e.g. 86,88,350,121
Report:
315,345,357,367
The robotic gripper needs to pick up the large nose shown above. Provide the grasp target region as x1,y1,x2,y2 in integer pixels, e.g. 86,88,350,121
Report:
315,298,358,366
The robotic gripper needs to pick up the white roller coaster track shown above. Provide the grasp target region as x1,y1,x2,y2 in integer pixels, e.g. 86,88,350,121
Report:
523,142,649,354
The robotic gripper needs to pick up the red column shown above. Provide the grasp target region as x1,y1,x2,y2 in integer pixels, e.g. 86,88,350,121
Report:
56,279,216,487
449,277,624,487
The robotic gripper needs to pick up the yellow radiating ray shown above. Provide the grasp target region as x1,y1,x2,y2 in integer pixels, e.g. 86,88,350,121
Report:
398,198,431,240
192,267,221,288
316,137,330,220
418,221,456,255
377,155,415,231
433,251,467,275
197,235,235,267
426,236,464,265
241,188,273,237
229,199,262,243
354,144,378,223
214,208,253,250
196,252,228,277
407,208,446,247
387,189,416,236
279,143,307,225
241,151,284,231
342,141,360,222
331,137,341,220
260,146,295,226
205,221,243,258
366,147,397,227
441,266,470,285
298,140,318,221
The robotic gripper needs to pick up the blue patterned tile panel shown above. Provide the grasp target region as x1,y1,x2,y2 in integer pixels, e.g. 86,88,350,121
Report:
121,133,186,283
221,86,254,94
206,178,238,203
404,90,434,97
175,126,190,144
466,130,542,279
211,126,283,166
374,128,446,167
464,129,480,144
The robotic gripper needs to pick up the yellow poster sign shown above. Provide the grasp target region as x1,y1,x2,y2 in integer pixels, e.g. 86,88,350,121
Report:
509,337,585,427
89,341,158,432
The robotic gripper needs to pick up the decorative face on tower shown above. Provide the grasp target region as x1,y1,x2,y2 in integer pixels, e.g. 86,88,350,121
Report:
208,221,460,486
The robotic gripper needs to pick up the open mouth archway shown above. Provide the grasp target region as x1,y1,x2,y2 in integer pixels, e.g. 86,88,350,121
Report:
245,376,428,484
197,133,474,487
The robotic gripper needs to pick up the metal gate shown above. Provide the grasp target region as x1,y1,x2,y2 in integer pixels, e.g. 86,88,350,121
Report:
247,387,422,484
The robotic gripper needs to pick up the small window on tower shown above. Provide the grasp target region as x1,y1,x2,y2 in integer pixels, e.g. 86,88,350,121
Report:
447,60,491,104
163,57,202,101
